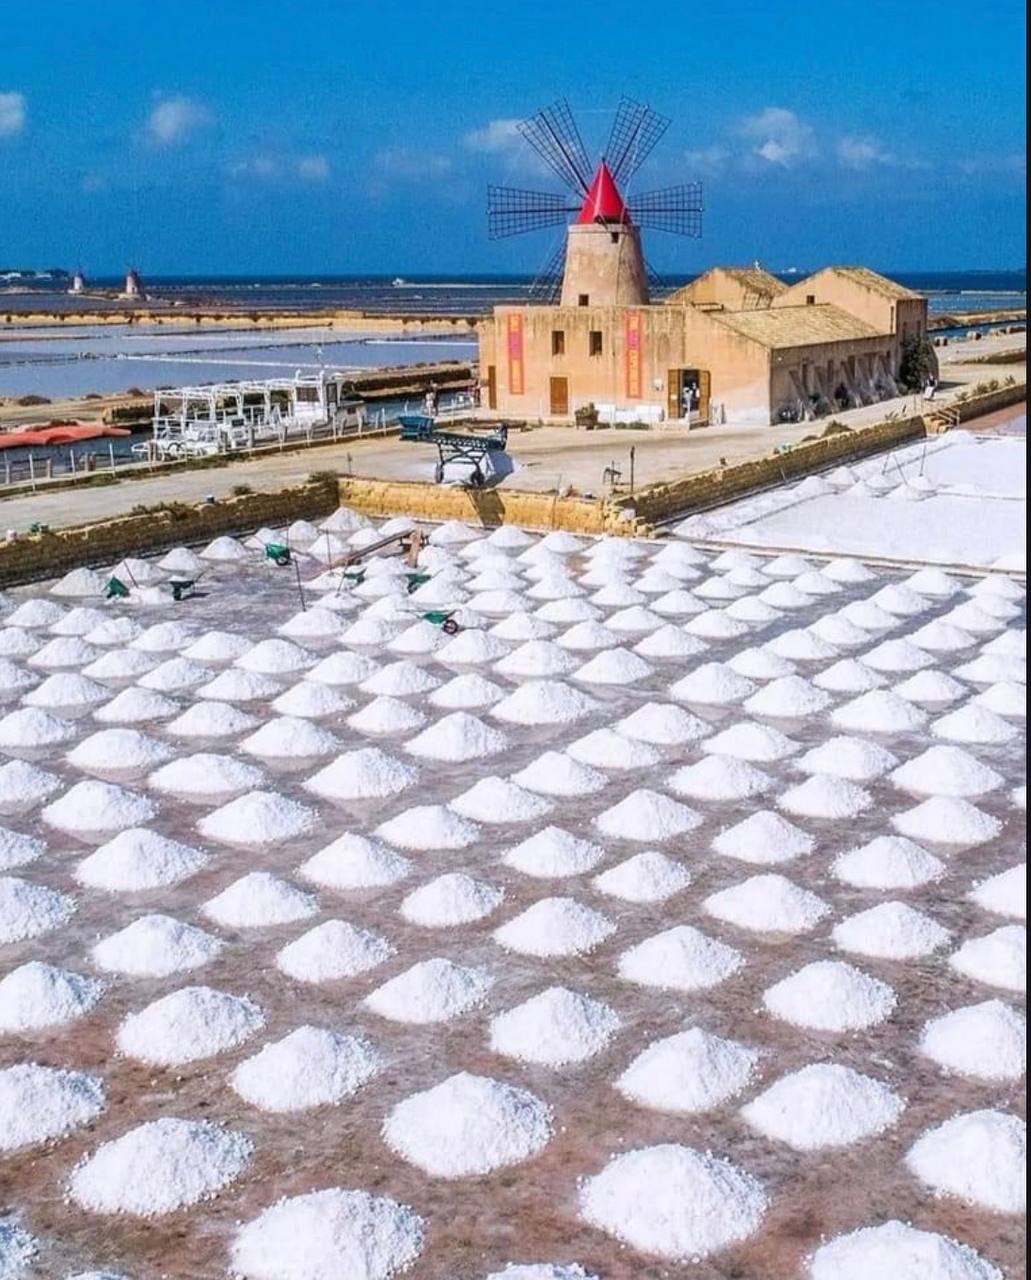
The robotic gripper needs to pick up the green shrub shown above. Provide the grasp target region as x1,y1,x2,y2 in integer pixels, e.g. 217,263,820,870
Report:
897,334,938,391
230,483,253,497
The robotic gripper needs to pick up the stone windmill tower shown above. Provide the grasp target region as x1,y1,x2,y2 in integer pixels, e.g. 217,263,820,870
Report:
487,98,703,304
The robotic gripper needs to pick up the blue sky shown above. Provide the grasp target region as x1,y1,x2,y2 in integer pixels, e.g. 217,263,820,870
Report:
1,0,1025,275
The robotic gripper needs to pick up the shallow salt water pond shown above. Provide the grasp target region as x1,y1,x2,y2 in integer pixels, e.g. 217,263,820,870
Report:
0,518,1025,1279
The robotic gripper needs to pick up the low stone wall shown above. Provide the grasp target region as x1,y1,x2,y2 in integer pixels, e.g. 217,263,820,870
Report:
0,478,338,588
953,381,1026,421
624,415,927,526
337,475,618,535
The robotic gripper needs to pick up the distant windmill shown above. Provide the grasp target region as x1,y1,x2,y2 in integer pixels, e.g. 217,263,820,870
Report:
486,97,703,302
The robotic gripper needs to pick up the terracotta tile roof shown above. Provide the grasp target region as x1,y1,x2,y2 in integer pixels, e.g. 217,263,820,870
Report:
709,303,884,348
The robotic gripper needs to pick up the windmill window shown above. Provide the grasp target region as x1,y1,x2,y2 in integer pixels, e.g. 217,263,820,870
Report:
589,330,603,357
805,294,816,305
578,294,589,307
551,330,565,356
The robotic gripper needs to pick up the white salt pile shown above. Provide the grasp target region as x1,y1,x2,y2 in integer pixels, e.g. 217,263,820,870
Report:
905,1110,1025,1213
0,827,44,872
157,546,206,575
234,638,312,677
510,751,608,798
809,1220,1004,1280
763,960,896,1031
491,680,597,725
712,811,814,865
92,914,223,977
0,961,104,1031
669,756,772,802
573,649,653,685
971,864,1026,920
387,618,451,655
375,804,480,850
823,556,876,582
671,663,755,706
737,1059,901,1152
494,640,578,679
429,672,506,709
567,729,660,772
0,706,77,750
494,897,615,957
617,925,743,992
450,776,552,824
557,621,620,652
131,621,196,653
69,1117,252,1216
814,659,885,693
0,1063,105,1150
166,701,260,737
405,711,507,762
595,789,702,841
92,686,179,723
704,874,829,934
764,553,813,578
230,1186,424,1280
276,919,395,982
306,747,418,803
42,779,158,836
348,695,427,735
744,675,832,719
651,589,705,617
491,613,557,641
685,609,750,640
729,649,797,681
742,1063,903,1150
911,620,977,653
945,601,1008,633
231,1025,382,1112
200,534,250,562
364,957,492,1023
809,615,871,648
485,1263,597,1280
203,872,318,929
241,716,339,759
795,735,897,781
183,631,252,663
606,605,664,634
0,627,39,658
579,1143,767,1261
81,649,160,681
138,657,214,693
840,600,896,630
727,597,781,624
359,660,440,698
28,635,101,669
7,598,65,628
0,1224,36,1276
0,661,38,698
24,672,109,710
76,828,208,892
832,835,944,890
894,669,966,704
593,850,691,902
197,790,318,846
51,567,107,599
983,626,1026,653
778,775,872,819
503,827,605,878
831,689,928,733
891,745,1002,797
871,583,929,616
384,1071,552,1177
634,625,708,659
614,702,709,746
298,833,412,890
759,582,811,610
400,873,504,927
920,1000,1026,1082
0,760,62,815
436,629,511,665
892,796,1001,845
197,669,281,703
954,653,1027,685
148,752,264,799
489,987,619,1067
766,630,837,662
932,703,1017,745
859,639,934,674
949,926,1026,992
833,901,950,959
616,1027,757,1113
116,986,264,1064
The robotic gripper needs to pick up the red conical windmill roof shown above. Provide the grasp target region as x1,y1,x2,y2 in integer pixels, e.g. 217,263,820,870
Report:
577,161,629,225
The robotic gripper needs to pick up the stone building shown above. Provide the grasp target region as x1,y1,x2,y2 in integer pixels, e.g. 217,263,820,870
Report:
478,255,929,427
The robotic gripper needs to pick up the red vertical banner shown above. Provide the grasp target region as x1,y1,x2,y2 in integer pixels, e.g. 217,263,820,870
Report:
625,310,642,399
507,313,524,396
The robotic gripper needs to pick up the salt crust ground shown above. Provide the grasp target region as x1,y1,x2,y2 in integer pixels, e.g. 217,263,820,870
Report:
0,505,1024,1279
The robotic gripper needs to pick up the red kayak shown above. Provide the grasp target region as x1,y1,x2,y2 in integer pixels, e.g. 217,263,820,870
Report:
0,423,131,449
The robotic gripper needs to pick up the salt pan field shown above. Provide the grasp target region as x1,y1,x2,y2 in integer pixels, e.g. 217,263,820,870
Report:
0,500,1025,1279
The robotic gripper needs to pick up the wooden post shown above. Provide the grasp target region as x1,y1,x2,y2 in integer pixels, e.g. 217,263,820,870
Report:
109,442,116,472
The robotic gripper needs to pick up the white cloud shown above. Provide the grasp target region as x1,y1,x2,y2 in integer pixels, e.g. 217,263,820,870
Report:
740,107,817,167
683,145,731,175
373,147,452,180
838,135,892,170
0,91,26,138
146,95,212,146
463,118,523,153
297,153,330,181
955,151,1025,175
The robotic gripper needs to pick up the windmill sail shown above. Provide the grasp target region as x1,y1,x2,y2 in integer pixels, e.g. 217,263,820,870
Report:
627,183,704,236
604,97,671,188
516,99,593,195
487,186,580,240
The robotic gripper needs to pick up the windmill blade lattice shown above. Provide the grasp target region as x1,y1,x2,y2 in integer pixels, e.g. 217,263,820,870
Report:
627,183,704,237
487,186,581,240
528,238,568,304
604,97,671,188
516,99,593,195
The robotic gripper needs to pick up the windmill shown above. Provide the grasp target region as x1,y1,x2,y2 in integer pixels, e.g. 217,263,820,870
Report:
487,97,702,304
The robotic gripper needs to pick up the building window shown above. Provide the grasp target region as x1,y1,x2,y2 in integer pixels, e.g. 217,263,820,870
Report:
805,294,816,305
551,330,565,356
588,330,603,357
578,293,589,307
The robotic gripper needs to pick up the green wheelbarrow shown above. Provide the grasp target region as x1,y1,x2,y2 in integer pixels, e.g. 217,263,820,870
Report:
264,542,292,567
105,576,130,600
422,609,460,635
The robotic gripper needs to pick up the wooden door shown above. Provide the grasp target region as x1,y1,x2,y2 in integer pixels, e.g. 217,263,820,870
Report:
549,376,569,417
698,369,711,423
667,369,682,420
486,365,497,410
